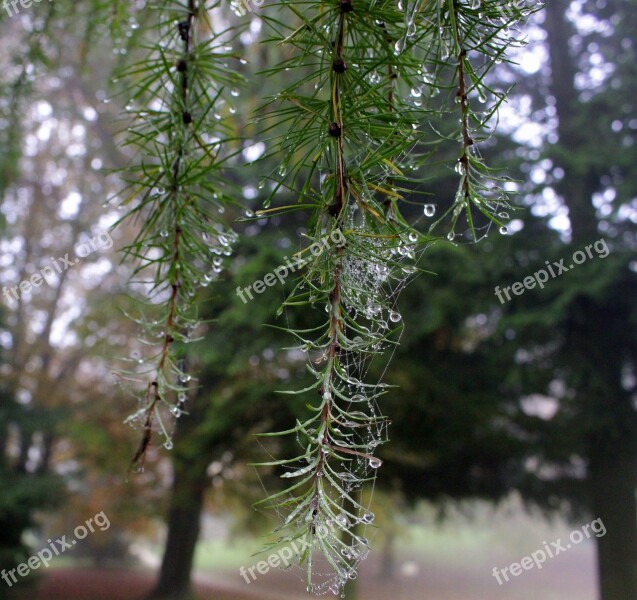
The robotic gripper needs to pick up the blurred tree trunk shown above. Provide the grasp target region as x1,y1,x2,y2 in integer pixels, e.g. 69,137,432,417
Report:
589,434,637,600
545,2,637,599
379,531,395,579
147,401,210,600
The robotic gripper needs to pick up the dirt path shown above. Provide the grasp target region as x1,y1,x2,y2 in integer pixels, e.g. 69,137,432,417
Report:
10,554,596,600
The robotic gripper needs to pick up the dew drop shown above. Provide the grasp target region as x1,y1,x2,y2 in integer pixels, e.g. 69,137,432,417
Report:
361,511,375,524
423,204,436,217
368,457,382,469
335,514,348,527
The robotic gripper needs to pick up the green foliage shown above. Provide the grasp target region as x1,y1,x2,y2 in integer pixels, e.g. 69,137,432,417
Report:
115,0,244,468
111,0,542,593
246,0,539,592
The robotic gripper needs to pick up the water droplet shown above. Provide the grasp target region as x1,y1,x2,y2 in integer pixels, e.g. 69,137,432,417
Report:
368,457,382,468
230,88,240,97
447,231,456,242
389,310,401,323
361,512,375,524
164,440,173,450
423,204,436,217
499,226,508,235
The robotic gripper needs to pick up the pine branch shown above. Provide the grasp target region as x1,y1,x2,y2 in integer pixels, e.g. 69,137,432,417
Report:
115,0,243,470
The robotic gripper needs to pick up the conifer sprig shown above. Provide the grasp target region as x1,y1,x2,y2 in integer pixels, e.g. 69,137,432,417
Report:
254,0,539,592
115,0,243,469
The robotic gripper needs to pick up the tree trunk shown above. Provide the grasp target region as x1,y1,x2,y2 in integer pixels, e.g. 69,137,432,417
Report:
147,402,210,600
589,436,637,600
379,531,395,580
544,3,637,598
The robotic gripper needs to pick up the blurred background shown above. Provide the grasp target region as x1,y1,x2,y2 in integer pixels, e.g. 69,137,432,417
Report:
0,1,635,599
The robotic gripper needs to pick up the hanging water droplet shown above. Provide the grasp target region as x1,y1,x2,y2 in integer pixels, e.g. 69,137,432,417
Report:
170,406,182,417
499,211,509,219
389,310,402,323
368,457,382,468
447,231,456,241
499,226,508,235
471,0,481,8
361,511,375,524
164,440,174,450
424,204,436,217
230,88,240,97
